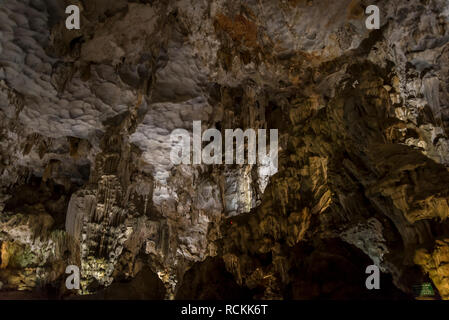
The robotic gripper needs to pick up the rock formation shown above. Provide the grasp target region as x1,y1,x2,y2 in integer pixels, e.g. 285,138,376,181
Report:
1,0,449,299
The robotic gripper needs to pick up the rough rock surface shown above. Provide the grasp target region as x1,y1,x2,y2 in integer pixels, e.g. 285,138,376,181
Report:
1,0,449,299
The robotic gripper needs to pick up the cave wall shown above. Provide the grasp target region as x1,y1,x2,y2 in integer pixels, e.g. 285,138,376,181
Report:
0,0,449,299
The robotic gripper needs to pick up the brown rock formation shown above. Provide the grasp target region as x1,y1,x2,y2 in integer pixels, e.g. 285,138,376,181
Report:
1,0,449,300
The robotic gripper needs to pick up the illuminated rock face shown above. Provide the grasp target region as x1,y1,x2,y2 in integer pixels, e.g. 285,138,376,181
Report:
0,0,449,299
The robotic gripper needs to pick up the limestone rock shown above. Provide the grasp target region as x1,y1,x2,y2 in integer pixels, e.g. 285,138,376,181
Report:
1,0,449,300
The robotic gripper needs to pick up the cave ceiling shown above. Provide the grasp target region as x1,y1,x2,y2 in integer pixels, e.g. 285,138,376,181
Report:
1,0,449,300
